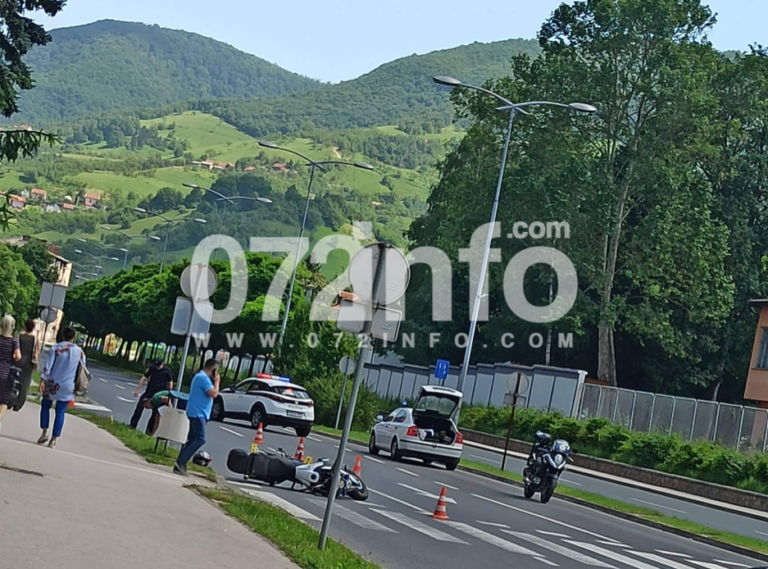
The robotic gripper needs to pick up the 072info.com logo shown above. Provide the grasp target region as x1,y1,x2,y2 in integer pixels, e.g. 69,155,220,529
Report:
188,220,577,330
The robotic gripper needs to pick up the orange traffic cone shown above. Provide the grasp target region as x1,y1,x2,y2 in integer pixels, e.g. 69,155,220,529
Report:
68,400,76,408
352,455,363,478
254,423,264,445
294,437,306,461
432,487,449,520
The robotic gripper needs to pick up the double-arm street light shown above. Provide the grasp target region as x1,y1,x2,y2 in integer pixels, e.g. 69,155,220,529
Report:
74,249,120,276
78,238,130,270
182,183,272,259
258,141,375,351
133,208,207,274
433,76,596,420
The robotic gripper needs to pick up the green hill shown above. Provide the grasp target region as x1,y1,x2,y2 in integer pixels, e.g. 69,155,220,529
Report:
18,20,321,123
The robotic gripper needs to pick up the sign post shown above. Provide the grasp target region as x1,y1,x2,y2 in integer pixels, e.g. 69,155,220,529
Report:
435,359,450,384
335,355,356,430
501,371,529,471
318,243,410,550
38,281,67,353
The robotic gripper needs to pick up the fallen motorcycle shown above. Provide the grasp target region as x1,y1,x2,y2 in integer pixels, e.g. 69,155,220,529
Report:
227,447,369,501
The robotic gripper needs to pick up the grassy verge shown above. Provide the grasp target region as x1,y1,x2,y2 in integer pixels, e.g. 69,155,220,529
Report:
71,410,216,481
460,459,768,556
196,486,380,569
313,424,370,444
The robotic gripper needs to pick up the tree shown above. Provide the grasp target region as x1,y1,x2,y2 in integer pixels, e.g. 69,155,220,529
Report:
17,239,59,283
149,187,183,212
0,244,38,320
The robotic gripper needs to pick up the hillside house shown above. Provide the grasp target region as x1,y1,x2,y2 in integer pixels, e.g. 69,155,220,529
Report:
192,159,235,171
245,166,255,172
84,191,101,208
10,195,26,210
62,203,76,213
272,162,289,173
31,188,47,202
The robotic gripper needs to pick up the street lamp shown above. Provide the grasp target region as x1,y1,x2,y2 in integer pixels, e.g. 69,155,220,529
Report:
433,76,596,421
258,141,375,350
183,183,272,259
78,238,131,270
134,208,205,273
74,249,121,276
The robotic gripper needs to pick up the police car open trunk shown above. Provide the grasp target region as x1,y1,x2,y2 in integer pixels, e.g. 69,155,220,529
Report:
412,386,463,446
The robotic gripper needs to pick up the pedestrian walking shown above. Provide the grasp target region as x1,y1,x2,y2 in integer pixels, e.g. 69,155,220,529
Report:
130,358,174,433
174,358,220,476
38,326,85,448
0,314,22,434
14,319,38,411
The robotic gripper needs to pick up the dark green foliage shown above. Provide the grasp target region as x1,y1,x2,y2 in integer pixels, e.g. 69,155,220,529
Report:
16,239,59,283
18,20,320,122
0,243,38,320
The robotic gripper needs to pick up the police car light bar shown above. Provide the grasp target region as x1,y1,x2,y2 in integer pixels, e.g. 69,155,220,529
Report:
256,373,292,382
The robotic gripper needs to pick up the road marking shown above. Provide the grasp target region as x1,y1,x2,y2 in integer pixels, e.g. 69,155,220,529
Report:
308,436,323,442
396,467,419,477
632,551,701,569
308,499,396,532
654,551,692,559
369,488,430,514
472,494,611,540
596,540,631,547
689,562,729,569
434,481,459,491
398,483,456,504
72,402,112,413
470,454,497,464
507,532,616,567
631,499,686,514
365,456,385,464
219,426,244,438
713,561,749,568
560,479,583,486
536,558,559,567
446,522,540,556
566,541,660,569
98,378,108,383
756,530,768,537
478,521,510,529
240,488,319,521
537,530,571,538
113,384,126,390
371,510,466,543
116,396,134,403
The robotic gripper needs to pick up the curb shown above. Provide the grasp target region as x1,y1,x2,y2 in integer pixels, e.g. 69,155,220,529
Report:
312,429,767,563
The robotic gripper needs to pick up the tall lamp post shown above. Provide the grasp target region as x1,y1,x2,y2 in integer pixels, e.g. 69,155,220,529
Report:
74,249,120,276
134,208,206,273
433,76,596,420
77,238,130,270
258,141,375,351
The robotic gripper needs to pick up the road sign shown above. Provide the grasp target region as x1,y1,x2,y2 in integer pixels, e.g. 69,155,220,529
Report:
507,371,530,395
170,297,213,336
339,356,356,376
370,307,402,342
348,243,410,305
40,307,57,324
435,359,450,381
180,264,217,301
38,282,67,310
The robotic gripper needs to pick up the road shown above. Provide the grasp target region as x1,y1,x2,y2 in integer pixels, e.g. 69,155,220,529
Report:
84,363,767,569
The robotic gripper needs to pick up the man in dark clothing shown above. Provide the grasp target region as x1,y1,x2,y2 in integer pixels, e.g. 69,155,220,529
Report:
130,359,174,433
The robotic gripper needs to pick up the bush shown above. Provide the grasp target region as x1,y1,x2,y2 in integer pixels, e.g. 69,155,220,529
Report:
614,432,680,469
304,373,378,432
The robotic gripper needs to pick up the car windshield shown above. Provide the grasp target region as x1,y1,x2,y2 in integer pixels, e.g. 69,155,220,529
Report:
415,394,457,416
274,385,310,399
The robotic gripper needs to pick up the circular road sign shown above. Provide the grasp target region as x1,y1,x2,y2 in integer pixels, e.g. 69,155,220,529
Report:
349,243,410,305
507,371,530,395
339,356,356,376
180,264,218,301
40,307,58,324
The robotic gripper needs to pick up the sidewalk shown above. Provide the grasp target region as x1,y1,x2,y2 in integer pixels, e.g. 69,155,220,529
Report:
0,403,300,569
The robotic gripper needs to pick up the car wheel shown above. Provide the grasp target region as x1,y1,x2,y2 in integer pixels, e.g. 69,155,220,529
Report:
211,398,225,422
390,438,402,461
295,426,312,438
369,432,380,455
250,405,267,429
445,460,459,471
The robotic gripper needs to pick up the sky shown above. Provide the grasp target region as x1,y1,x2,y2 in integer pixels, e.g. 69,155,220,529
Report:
33,0,768,83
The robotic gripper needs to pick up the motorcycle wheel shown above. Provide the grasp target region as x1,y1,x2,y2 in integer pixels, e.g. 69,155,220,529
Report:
347,478,369,501
523,485,535,499
540,480,556,504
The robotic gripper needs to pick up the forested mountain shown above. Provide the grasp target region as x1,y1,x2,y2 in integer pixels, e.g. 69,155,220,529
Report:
18,20,321,123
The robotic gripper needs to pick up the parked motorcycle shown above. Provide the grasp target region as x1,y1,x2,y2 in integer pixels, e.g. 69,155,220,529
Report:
522,431,573,504
227,447,369,501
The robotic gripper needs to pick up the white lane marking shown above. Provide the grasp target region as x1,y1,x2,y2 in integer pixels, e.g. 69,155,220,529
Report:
219,426,244,438
654,551,692,559
478,521,510,529
507,532,616,568
98,378,108,383
566,541,660,569
398,483,456,504
240,488,320,521
117,396,134,403
596,540,631,547
365,456,385,464
72,403,112,413
689,562,730,569
307,499,396,533
396,467,419,477
537,558,559,567
435,481,459,491
113,384,126,390
756,530,768,537
371,510,466,543
470,454,497,464
632,551,701,569
369,488,430,514
560,479,583,486
632,499,686,514
446,522,540,556
537,530,571,538
308,436,323,442
714,561,749,568
473,494,611,540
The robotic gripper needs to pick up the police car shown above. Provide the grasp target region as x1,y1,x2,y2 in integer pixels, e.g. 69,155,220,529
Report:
211,373,315,437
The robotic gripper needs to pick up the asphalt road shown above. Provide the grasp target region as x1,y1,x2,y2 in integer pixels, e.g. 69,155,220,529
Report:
84,363,767,569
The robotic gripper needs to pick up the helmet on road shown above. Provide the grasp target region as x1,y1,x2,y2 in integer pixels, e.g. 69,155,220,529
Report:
193,451,212,467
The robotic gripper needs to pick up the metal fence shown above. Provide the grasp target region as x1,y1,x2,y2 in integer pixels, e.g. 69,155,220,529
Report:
577,383,768,452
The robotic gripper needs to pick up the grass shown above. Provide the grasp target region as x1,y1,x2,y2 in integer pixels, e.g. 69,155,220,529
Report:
196,486,380,569
312,424,370,444
459,459,768,556
71,409,216,481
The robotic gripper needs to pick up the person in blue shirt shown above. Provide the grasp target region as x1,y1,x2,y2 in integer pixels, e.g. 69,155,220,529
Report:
174,358,220,476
